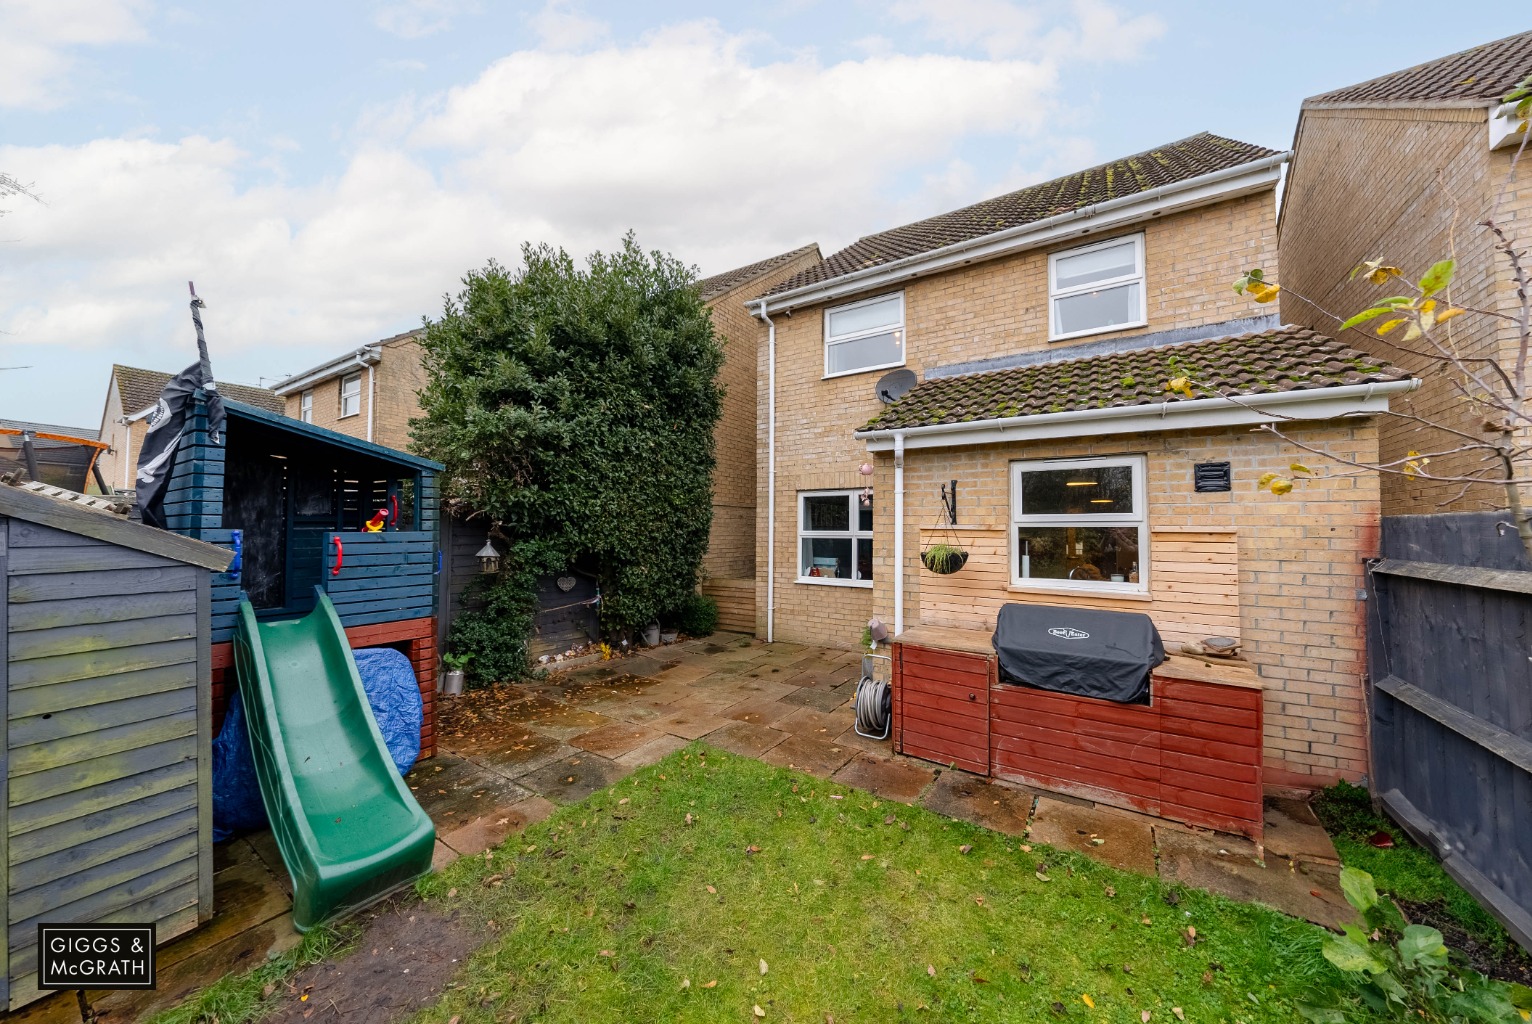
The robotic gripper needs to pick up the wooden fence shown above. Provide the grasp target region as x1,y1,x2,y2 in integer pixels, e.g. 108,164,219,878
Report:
1367,511,1532,949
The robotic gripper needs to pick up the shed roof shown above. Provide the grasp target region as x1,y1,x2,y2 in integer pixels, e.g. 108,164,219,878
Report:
225,399,444,472
1305,30,1532,107
0,480,231,570
114,364,284,416
859,324,1411,433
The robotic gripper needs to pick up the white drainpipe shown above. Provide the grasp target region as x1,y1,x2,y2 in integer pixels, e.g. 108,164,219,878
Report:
121,420,132,490
893,430,906,636
756,301,778,643
367,363,376,443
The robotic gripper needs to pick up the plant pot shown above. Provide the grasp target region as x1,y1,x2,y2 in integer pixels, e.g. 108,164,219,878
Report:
642,623,661,647
442,669,465,696
660,629,679,644
920,548,969,575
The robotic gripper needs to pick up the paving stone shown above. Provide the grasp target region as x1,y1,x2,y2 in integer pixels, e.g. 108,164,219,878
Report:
775,705,849,741
833,725,894,756
516,753,630,804
432,839,458,870
463,733,576,780
657,661,717,684
440,796,558,854
780,685,853,713
5,993,78,1023
1154,825,1355,930
570,722,670,758
1264,798,1343,867
920,771,1036,836
615,732,691,767
713,677,801,703
652,707,732,740
1026,797,1158,875
831,753,936,803
703,720,791,758
759,734,856,778
604,701,665,725
406,753,532,832
722,695,801,727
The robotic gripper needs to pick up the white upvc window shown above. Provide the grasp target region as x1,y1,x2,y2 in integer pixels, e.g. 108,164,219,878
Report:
824,292,905,378
1010,455,1147,593
300,390,314,423
797,490,874,587
1048,234,1147,341
340,373,362,418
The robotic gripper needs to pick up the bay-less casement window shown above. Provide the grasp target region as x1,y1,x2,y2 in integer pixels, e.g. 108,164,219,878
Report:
1010,455,1147,592
798,491,873,586
1048,234,1147,341
824,292,905,378
339,372,362,418
299,390,314,423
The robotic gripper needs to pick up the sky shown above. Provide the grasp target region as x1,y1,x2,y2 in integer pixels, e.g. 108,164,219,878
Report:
0,1,1524,429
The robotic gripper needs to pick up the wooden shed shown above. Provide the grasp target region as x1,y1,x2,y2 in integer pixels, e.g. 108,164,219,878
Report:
0,480,231,1011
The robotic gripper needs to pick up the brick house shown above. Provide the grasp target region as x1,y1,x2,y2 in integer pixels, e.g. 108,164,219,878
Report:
1278,30,1532,514
747,132,1419,795
273,328,428,450
95,364,284,493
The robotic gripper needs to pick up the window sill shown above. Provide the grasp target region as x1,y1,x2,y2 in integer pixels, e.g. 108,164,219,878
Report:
1048,318,1149,344
1007,583,1151,602
797,576,873,589
337,412,361,420
822,360,906,381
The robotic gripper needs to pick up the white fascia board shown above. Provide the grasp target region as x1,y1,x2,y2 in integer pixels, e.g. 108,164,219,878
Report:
857,379,1418,452
273,346,382,395
1490,101,1529,151
756,154,1288,314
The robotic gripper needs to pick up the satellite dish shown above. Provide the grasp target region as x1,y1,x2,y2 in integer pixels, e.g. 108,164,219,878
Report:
875,368,917,404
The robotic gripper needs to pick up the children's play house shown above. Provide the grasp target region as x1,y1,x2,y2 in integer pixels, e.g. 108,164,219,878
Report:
165,397,444,756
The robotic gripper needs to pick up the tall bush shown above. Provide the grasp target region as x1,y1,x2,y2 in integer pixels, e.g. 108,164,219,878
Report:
415,235,723,681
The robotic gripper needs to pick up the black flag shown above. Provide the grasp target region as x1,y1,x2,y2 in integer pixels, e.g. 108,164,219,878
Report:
135,288,227,529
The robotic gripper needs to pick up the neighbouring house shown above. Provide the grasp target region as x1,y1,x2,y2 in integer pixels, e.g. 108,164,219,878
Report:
748,131,1418,803
694,244,822,631
271,328,428,450
96,364,284,494
1279,29,1532,515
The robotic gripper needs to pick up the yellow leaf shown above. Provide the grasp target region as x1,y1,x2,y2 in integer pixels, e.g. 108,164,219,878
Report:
1437,307,1468,324
703,980,717,988
1420,298,1437,313
1269,478,1294,496
1247,281,1280,304
1289,463,1313,475
1082,994,1096,1008
1165,376,1194,398
1402,321,1423,342
1376,318,1405,335
1256,472,1277,488
1403,451,1431,478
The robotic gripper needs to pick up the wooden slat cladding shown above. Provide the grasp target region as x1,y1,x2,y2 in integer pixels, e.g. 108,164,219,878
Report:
701,577,755,634
916,528,1240,646
4,515,211,1008
894,644,989,775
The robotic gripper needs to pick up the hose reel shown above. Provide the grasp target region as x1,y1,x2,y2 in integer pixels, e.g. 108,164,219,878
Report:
854,653,893,740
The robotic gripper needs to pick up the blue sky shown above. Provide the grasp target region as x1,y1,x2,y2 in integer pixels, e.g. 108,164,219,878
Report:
0,1,1524,428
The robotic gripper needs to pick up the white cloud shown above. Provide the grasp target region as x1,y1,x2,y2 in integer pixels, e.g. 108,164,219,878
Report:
890,0,1163,61
529,0,609,51
0,0,148,109
372,0,477,40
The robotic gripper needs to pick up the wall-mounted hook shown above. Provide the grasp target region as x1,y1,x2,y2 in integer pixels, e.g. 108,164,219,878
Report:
941,479,957,526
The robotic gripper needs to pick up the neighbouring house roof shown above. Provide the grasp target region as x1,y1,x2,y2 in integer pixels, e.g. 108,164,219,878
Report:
113,363,284,417
764,133,1282,299
1305,30,1532,107
858,325,1412,435
272,328,424,395
696,244,821,302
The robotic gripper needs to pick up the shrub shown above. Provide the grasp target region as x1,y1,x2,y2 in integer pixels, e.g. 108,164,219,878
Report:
672,592,718,637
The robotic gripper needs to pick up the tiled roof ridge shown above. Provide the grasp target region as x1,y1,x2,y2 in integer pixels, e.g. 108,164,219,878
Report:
113,363,285,416
698,243,821,301
1305,30,1532,107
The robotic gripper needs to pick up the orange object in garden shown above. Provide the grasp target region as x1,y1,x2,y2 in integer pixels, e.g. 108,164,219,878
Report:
363,508,389,532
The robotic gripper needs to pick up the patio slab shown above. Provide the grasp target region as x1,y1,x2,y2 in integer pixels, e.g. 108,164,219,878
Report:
830,753,936,803
614,732,692,767
703,720,791,758
1154,825,1354,930
775,705,849,741
517,752,629,804
779,684,853,713
439,795,558,856
569,721,671,758
758,734,856,778
404,752,532,832
1026,797,1158,875
651,706,733,740
1263,798,1343,867
722,695,801,727
467,732,577,779
920,771,1036,836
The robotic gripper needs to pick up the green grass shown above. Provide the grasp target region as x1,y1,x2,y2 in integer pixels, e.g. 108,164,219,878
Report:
143,923,356,1024
412,745,1343,1023
1312,781,1513,956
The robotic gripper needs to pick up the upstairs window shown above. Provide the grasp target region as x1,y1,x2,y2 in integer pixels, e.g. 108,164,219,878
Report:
798,491,873,586
1011,455,1147,592
340,373,362,418
1049,234,1146,341
824,292,905,378
300,390,314,423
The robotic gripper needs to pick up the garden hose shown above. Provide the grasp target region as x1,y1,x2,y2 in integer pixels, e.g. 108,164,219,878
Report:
854,673,892,740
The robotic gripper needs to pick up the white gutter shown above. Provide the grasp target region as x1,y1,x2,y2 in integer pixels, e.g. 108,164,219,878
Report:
756,153,1289,314
893,431,906,637
1490,100,1528,151
754,300,778,643
858,379,1420,452
274,345,382,395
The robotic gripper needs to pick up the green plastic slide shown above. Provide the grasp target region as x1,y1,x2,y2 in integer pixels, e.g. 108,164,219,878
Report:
233,590,436,931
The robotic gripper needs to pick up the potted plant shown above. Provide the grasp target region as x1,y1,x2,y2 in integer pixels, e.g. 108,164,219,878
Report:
920,541,969,575
441,652,471,695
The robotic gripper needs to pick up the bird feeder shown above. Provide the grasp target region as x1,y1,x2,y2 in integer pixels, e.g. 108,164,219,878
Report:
475,540,502,574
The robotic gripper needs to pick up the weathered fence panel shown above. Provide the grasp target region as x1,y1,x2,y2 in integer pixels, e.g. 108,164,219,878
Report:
1368,512,1532,949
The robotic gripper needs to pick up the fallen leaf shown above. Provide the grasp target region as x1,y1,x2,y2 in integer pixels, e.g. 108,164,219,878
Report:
446,887,457,898
1082,994,1095,1008
760,959,769,975
1141,916,1152,926
973,975,989,984
959,845,973,855
1035,871,1051,882
598,950,614,957
885,815,896,825
449,1017,461,1024
754,1005,767,1017
300,994,309,1002
974,895,984,905
830,794,844,800
1367,830,1394,849
1090,838,1106,846
861,854,874,861
1187,926,1197,939
746,845,761,854
706,885,717,894
685,813,693,825
618,798,629,805
703,980,718,988
1104,885,1116,898
1142,1012,1152,1022
681,979,691,990
1172,1008,1185,1021
1051,1001,1067,1016
1020,844,1032,853
928,965,936,977
1201,970,1213,986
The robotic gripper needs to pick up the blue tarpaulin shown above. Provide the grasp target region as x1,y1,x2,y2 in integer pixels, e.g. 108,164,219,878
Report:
213,646,423,841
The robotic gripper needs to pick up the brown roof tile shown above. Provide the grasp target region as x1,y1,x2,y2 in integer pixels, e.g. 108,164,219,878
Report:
1306,30,1532,107
696,244,821,302
858,325,1410,433
113,364,285,416
765,133,1281,298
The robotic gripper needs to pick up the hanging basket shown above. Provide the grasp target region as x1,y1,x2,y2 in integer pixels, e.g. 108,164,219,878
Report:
920,544,969,575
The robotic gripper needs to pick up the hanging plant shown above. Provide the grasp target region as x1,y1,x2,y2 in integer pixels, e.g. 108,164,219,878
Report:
921,542,969,575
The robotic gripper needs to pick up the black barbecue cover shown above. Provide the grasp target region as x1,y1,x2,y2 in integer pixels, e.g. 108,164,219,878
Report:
992,603,1165,704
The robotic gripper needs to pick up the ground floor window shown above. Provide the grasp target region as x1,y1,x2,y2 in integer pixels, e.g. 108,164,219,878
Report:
1011,455,1146,591
798,490,873,586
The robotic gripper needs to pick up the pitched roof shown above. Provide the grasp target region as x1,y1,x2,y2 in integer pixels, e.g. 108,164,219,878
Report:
113,364,285,416
766,133,1281,298
1306,30,1532,107
696,244,820,302
858,325,1410,433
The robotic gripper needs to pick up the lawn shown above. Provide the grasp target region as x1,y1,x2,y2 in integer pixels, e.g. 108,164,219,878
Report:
413,745,1337,1023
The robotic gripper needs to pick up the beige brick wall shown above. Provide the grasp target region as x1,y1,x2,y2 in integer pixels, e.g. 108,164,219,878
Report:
1278,105,1531,514
758,191,1282,650
701,249,825,582
873,422,1380,788
280,334,428,453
